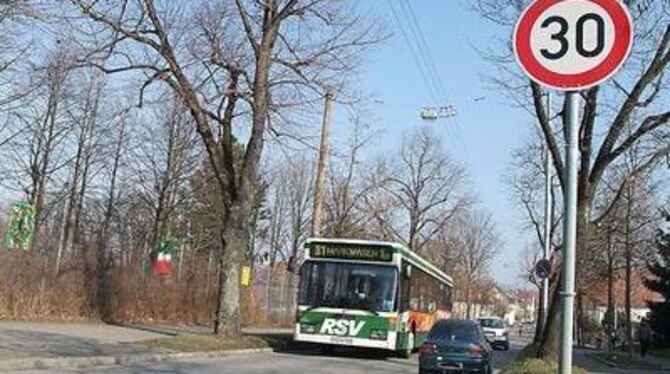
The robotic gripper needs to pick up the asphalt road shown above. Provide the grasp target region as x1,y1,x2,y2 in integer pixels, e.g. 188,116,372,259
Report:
22,333,531,374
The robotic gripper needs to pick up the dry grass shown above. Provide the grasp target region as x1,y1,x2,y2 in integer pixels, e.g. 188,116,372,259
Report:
503,358,588,374
503,342,587,374
0,250,296,328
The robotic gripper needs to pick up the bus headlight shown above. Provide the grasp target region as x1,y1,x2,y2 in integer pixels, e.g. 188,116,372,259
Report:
370,329,387,340
300,323,316,334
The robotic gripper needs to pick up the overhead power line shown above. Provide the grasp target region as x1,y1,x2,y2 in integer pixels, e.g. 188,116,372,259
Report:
387,0,441,104
399,0,450,102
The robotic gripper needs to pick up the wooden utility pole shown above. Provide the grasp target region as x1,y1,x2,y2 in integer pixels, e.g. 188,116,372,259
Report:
311,90,335,237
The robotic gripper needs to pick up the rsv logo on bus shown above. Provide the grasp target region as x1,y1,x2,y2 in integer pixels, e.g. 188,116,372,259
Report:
319,318,365,336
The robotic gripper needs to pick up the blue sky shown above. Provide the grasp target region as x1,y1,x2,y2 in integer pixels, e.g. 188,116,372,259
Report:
333,0,540,286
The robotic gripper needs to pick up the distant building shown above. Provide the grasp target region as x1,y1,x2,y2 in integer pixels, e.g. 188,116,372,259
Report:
582,268,661,327
502,289,537,326
453,285,506,319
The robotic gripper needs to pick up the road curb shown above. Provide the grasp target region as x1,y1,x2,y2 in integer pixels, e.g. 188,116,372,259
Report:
585,353,618,368
0,348,274,372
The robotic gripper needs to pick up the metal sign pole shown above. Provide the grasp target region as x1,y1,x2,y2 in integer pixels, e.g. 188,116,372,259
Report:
559,91,579,374
541,92,552,336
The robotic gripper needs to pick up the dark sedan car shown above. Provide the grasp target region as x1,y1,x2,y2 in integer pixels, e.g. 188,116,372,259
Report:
418,319,493,374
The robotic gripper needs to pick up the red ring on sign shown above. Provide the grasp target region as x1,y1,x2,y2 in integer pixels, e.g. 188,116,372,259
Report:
514,0,633,90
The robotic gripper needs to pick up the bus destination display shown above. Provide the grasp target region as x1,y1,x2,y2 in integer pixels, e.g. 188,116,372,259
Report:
309,244,393,262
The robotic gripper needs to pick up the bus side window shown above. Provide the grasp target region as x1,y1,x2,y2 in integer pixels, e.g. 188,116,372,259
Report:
400,263,411,311
444,286,453,309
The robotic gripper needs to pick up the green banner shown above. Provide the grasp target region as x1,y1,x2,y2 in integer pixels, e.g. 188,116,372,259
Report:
4,201,35,251
157,237,178,255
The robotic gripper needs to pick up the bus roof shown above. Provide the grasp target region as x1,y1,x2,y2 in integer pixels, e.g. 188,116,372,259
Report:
305,237,453,286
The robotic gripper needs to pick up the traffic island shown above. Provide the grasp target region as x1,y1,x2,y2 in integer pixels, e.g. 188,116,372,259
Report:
502,358,588,374
501,343,588,374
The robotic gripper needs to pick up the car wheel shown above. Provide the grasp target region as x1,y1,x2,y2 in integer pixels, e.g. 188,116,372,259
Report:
504,342,510,351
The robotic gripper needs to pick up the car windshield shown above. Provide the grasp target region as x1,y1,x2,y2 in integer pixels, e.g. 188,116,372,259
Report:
479,318,505,329
298,261,398,313
428,322,479,343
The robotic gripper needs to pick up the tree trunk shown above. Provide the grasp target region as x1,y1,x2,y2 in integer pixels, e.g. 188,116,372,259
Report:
536,178,592,358
213,196,252,336
534,285,544,344
213,220,245,337
537,277,561,358
465,282,472,319
624,182,634,357
607,230,615,351
33,96,59,252
95,122,124,322
577,292,584,347
73,148,92,252
59,132,83,264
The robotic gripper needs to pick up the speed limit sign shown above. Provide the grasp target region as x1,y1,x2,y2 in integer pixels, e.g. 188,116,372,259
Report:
514,0,633,91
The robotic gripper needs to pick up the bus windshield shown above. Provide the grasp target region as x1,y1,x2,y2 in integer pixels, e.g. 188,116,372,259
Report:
298,261,398,313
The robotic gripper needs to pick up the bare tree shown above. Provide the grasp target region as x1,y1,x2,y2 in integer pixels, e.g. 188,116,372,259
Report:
283,155,313,271
70,0,384,336
380,129,470,254
448,210,500,319
323,115,378,238
57,70,108,269
94,114,128,321
507,131,562,252
128,96,199,252
0,49,73,257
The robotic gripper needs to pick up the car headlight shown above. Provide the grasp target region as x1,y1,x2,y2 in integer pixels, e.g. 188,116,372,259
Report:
370,329,387,340
300,323,316,334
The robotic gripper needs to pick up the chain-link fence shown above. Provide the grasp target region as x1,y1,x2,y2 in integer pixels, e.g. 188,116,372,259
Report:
241,267,298,328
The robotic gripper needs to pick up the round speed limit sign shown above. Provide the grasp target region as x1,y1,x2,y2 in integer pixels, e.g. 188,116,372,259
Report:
514,0,633,91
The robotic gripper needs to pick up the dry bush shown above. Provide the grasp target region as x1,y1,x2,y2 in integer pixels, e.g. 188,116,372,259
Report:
0,248,297,328
0,251,90,320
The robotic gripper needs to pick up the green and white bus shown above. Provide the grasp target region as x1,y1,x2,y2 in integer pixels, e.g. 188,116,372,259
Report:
294,238,454,356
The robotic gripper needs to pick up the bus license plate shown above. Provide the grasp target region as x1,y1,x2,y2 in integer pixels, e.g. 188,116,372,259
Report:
330,336,353,345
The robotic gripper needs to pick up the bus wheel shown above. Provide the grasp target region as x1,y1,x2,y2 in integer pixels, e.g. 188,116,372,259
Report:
398,333,414,358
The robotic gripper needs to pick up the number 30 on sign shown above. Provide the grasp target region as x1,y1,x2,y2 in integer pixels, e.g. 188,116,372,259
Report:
514,0,633,91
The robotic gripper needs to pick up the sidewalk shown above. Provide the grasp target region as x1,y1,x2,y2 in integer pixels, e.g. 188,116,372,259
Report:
643,353,670,370
573,347,670,373
0,321,287,371
0,322,168,361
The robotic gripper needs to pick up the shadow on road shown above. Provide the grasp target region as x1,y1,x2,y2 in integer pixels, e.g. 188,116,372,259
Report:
0,328,157,360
